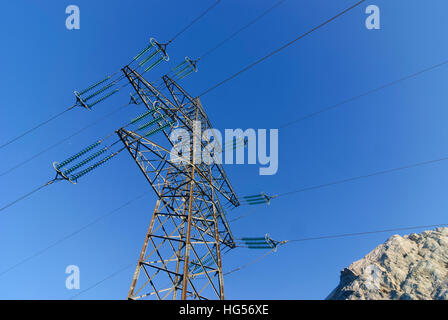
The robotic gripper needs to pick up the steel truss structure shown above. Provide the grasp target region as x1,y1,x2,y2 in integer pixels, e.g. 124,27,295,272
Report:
118,67,239,300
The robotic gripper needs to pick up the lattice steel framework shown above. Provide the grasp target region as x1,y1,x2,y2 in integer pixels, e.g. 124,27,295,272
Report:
118,67,239,300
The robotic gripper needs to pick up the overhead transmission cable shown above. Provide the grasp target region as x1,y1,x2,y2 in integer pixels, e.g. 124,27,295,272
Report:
167,0,222,45
0,181,55,214
278,59,448,129
198,0,286,60
70,263,135,300
0,191,150,278
233,154,448,209
0,107,76,151
275,155,448,198
284,223,448,244
224,248,276,275
199,0,366,97
161,0,286,82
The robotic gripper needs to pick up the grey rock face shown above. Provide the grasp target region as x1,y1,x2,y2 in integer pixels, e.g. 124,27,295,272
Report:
326,227,448,300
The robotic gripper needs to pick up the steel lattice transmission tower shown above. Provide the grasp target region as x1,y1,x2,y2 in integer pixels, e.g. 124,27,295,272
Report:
118,67,240,300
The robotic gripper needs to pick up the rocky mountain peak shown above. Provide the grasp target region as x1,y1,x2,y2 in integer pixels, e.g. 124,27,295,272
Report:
326,227,448,300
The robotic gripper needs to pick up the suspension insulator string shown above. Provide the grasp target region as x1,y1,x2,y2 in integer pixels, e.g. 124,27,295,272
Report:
88,89,120,109
55,141,102,170
237,234,284,251
82,82,118,102
172,60,188,72
137,116,165,131
78,76,112,96
76,36,163,103
240,192,277,206
129,108,159,125
173,63,192,77
139,49,160,67
144,122,174,137
69,151,121,182
133,41,155,62
63,147,109,175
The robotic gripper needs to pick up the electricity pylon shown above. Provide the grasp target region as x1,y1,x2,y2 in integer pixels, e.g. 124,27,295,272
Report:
118,67,239,300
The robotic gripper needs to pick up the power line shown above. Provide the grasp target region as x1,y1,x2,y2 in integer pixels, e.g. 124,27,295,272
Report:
70,264,134,300
0,106,75,151
0,191,149,278
73,247,238,298
228,209,258,223
0,180,56,214
199,0,286,60
199,0,366,97
224,248,275,275
0,103,129,178
279,59,448,129
167,0,222,45
231,155,448,223
276,155,448,198
285,223,448,243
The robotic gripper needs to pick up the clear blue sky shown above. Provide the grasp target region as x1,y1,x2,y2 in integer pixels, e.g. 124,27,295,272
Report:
0,0,447,299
